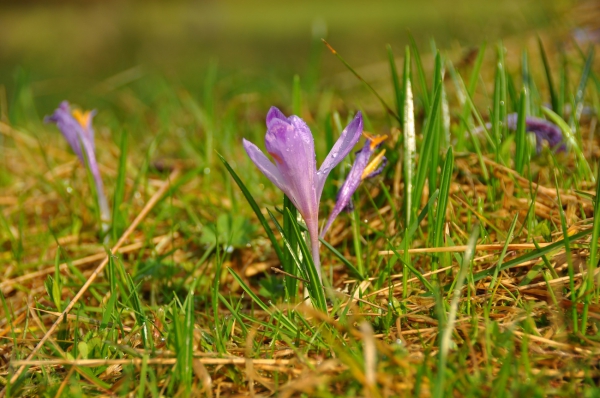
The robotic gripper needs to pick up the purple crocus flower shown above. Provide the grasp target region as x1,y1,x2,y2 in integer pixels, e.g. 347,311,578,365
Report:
505,113,566,153
320,134,388,238
243,107,363,278
45,101,110,230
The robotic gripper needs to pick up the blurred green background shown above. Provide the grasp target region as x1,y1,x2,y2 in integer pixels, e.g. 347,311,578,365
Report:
0,0,564,116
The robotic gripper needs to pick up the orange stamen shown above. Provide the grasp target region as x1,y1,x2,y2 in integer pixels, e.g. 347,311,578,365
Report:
361,132,388,150
72,109,92,129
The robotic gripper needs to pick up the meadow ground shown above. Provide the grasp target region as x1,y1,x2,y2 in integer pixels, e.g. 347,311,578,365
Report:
2,0,600,396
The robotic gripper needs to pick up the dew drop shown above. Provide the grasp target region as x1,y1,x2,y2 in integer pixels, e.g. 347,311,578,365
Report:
204,167,211,175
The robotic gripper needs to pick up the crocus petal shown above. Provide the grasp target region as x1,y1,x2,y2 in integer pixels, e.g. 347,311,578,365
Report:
72,108,97,150
44,101,85,162
45,101,110,225
264,116,318,220
317,112,363,198
320,141,373,237
266,106,287,129
505,113,566,153
242,138,289,195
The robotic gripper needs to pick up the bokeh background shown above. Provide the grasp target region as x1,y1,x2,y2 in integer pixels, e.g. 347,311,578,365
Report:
0,0,567,116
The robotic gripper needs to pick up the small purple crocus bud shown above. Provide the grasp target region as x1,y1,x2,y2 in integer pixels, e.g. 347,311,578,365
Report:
320,134,388,238
243,107,363,278
45,101,110,230
505,113,566,153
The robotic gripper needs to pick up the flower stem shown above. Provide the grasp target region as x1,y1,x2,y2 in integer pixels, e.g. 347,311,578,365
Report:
307,223,322,280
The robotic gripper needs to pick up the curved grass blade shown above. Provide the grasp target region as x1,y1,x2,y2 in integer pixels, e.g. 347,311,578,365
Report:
267,208,311,283
218,153,286,264
228,268,299,335
541,107,593,181
319,238,363,280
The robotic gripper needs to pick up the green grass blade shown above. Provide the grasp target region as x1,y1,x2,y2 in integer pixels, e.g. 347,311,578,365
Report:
582,155,600,330
386,44,404,125
573,46,594,125
427,53,443,199
282,195,299,298
434,224,479,398
552,169,577,332
454,43,486,150
218,293,249,335
286,209,327,313
228,268,299,335
408,31,430,110
537,36,558,113
541,107,593,181
218,153,286,264
319,238,364,280
385,243,435,293
112,129,128,242
514,87,528,175
267,208,311,283
350,207,364,276
432,148,453,273
412,85,442,216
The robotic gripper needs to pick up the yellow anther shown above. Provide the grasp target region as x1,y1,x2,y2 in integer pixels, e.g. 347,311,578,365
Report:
362,132,388,150
361,149,386,180
72,109,92,129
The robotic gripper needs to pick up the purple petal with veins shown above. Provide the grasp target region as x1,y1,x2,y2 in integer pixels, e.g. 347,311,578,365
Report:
320,137,387,238
317,113,363,198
